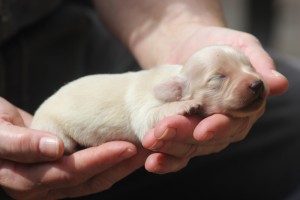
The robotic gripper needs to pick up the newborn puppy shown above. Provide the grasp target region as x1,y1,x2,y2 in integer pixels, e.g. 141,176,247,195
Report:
31,45,268,154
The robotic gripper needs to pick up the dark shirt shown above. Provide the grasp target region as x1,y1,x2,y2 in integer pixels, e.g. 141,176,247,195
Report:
0,0,138,113
0,0,61,44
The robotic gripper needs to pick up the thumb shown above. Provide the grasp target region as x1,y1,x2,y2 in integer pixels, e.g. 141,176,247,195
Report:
256,65,289,96
246,44,289,96
0,123,64,163
0,97,64,163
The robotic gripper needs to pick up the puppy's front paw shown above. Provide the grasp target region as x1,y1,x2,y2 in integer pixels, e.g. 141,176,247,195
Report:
176,101,204,116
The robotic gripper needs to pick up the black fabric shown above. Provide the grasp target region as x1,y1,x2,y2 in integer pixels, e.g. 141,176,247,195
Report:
1,1,300,200
0,0,61,44
0,1,139,114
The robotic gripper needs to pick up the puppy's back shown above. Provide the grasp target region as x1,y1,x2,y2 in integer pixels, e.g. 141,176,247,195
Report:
31,73,137,152
31,66,182,153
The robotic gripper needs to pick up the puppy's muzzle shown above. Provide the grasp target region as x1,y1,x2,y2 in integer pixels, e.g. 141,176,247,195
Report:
249,80,264,96
244,79,266,112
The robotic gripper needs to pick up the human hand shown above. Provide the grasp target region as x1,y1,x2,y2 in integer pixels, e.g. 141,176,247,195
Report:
0,97,146,199
0,97,64,163
2,142,146,200
141,26,288,174
143,113,258,174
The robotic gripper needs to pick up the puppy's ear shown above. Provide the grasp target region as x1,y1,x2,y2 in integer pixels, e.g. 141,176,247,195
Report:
154,76,187,102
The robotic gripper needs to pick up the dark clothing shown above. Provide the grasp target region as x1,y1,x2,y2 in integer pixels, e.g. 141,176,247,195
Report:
1,1,300,200
0,0,138,114
0,0,61,44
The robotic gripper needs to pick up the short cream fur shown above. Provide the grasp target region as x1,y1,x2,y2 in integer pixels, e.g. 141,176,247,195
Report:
31,45,268,154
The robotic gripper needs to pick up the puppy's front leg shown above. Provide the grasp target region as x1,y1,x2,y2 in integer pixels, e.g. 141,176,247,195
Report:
155,100,204,120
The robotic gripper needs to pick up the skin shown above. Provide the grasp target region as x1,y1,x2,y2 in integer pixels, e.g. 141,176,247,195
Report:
0,0,288,199
95,0,288,173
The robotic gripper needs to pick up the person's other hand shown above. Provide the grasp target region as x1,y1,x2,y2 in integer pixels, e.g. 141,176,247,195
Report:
0,97,64,163
141,26,288,174
0,97,146,199
143,113,258,174
2,142,146,200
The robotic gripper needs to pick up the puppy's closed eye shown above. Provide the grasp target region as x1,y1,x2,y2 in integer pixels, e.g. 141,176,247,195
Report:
207,74,226,88
208,74,226,82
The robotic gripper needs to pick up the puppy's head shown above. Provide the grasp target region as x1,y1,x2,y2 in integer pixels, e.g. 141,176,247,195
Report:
156,45,269,118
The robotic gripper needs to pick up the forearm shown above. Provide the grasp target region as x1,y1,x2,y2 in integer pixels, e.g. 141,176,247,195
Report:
93,0,226,68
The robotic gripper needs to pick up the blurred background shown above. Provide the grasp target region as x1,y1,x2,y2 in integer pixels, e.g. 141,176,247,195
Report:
221,0,300,63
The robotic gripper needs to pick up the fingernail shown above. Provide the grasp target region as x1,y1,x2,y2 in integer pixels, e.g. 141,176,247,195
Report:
149,140,164,150
197,131,214,141
271,70,285,78
205,131,215,140
121,147,137,158
39,137,60,159
155,127,176,140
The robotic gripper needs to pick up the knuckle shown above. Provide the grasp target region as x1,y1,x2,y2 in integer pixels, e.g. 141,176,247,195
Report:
14,133,38,155
0,126,37,157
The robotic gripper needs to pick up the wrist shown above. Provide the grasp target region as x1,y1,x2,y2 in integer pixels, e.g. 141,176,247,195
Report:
130,24,216,68
128,1,226,68
94,0,226,68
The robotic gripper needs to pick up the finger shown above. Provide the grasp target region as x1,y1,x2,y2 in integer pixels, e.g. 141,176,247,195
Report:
193,114,249,141
142,115,200,149
0,97,25,126
145,153,189,174
142,115,235,157
142,115,201,156
153,115,202,141
51,147,148,199
145,137,230,161
0,97,64,163
146,138,198,158
0,123,64,163
0,141,138,194
34,141,138,189
243,40,289,96
145,142,229,174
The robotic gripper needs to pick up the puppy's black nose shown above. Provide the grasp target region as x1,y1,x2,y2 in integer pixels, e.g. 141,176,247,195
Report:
249,80,264,95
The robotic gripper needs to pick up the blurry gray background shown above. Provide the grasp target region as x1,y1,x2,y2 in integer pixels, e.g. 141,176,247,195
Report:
221,0,300,61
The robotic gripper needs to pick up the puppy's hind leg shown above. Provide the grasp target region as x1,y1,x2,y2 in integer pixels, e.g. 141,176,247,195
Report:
31,118,78,154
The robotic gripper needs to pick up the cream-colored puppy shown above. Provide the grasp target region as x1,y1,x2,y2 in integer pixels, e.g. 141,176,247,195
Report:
31,45,268,154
